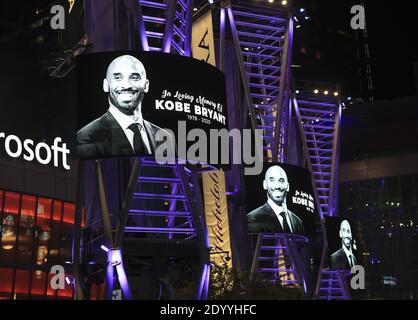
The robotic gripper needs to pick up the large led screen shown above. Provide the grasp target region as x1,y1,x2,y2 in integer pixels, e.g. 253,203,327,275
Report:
326,217,360,271
245,163,317,238
75,51,228,163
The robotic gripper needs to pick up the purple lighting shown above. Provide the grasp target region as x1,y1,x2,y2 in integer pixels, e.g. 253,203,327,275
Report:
106,248,133,300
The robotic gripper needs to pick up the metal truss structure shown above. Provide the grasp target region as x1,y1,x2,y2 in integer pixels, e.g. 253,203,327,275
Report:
69,0,346,301
250,234,309,293
218,0,309,294
220,0,293,162
72,0,212,300
293,82,341,219
292,81,348,300
318,270,351,300
138,0,193,54
88,158,210,300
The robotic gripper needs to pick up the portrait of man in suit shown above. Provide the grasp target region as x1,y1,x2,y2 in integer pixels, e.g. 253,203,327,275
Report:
330,220,357,270
77,55,175,159
247,165,304,234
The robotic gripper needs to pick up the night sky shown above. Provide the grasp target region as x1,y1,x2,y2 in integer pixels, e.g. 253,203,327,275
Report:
291,0,418,100
365,1,418,99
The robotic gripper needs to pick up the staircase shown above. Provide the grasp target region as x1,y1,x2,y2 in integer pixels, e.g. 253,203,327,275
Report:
293,84,341,218
139,0,193,54
124,158,198,240
228,2,291,161
252,234,309,291
292,82,347,299
318,270,351,300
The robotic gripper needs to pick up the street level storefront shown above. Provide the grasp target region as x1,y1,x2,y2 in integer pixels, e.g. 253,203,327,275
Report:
0,153,84,299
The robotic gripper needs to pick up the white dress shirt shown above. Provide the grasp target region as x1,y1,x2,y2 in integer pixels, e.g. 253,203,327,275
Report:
108,105,152,154
342,244,355,268
267,198,294,233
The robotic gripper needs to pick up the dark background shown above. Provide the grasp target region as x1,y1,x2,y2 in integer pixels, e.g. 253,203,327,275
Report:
245,163,318,239
292,0,418,100
76,51,228,159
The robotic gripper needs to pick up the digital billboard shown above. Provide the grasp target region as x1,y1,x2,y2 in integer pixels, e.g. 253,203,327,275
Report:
245,163,317,238
325,217,360,270
75,51,228,163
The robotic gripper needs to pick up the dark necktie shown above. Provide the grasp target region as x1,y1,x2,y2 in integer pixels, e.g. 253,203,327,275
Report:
128,123,146,154
349,255,354,268
279,212,292,234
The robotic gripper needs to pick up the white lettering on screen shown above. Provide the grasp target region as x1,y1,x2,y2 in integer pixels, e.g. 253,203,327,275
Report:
0,133,71,170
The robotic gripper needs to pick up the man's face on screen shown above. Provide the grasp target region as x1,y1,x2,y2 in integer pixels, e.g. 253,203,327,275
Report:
104,55,149,115
264,166,289,205
339,220,352,250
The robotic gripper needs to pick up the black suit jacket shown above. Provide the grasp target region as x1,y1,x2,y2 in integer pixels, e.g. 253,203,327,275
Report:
247,203,304,234
76,111,175,159
330,248,357,270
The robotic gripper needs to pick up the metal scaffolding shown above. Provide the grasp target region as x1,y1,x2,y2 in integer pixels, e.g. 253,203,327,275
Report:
69,0,346,300
72,0,212,300
292,81,348,300
220,0,293,163
217,0,309,294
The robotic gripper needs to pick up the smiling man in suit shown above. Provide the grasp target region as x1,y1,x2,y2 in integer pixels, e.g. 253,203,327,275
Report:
77,55,175,159
330,220,357,270
247,165,304,234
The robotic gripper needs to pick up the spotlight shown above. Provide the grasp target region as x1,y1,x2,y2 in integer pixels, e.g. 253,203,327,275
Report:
208,0,214,4
299,8,306,13
295,90,300,94
334,92,339,97
324,90,329,95
193,7,198,11
65,276,71,285
282,0,287,5
268,0,274,3
314,89,319,94
100,245,109,252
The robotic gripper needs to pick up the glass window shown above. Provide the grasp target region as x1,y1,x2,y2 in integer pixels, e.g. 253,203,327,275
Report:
30,270,47,297
3,191,20,214
1,192,20,263
14,269,30,297
46,272,57,299
0,190,77,300
340,174,418,299
53,201,63,223
17,195,37,265
63,203,75,225
0,268,13,299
